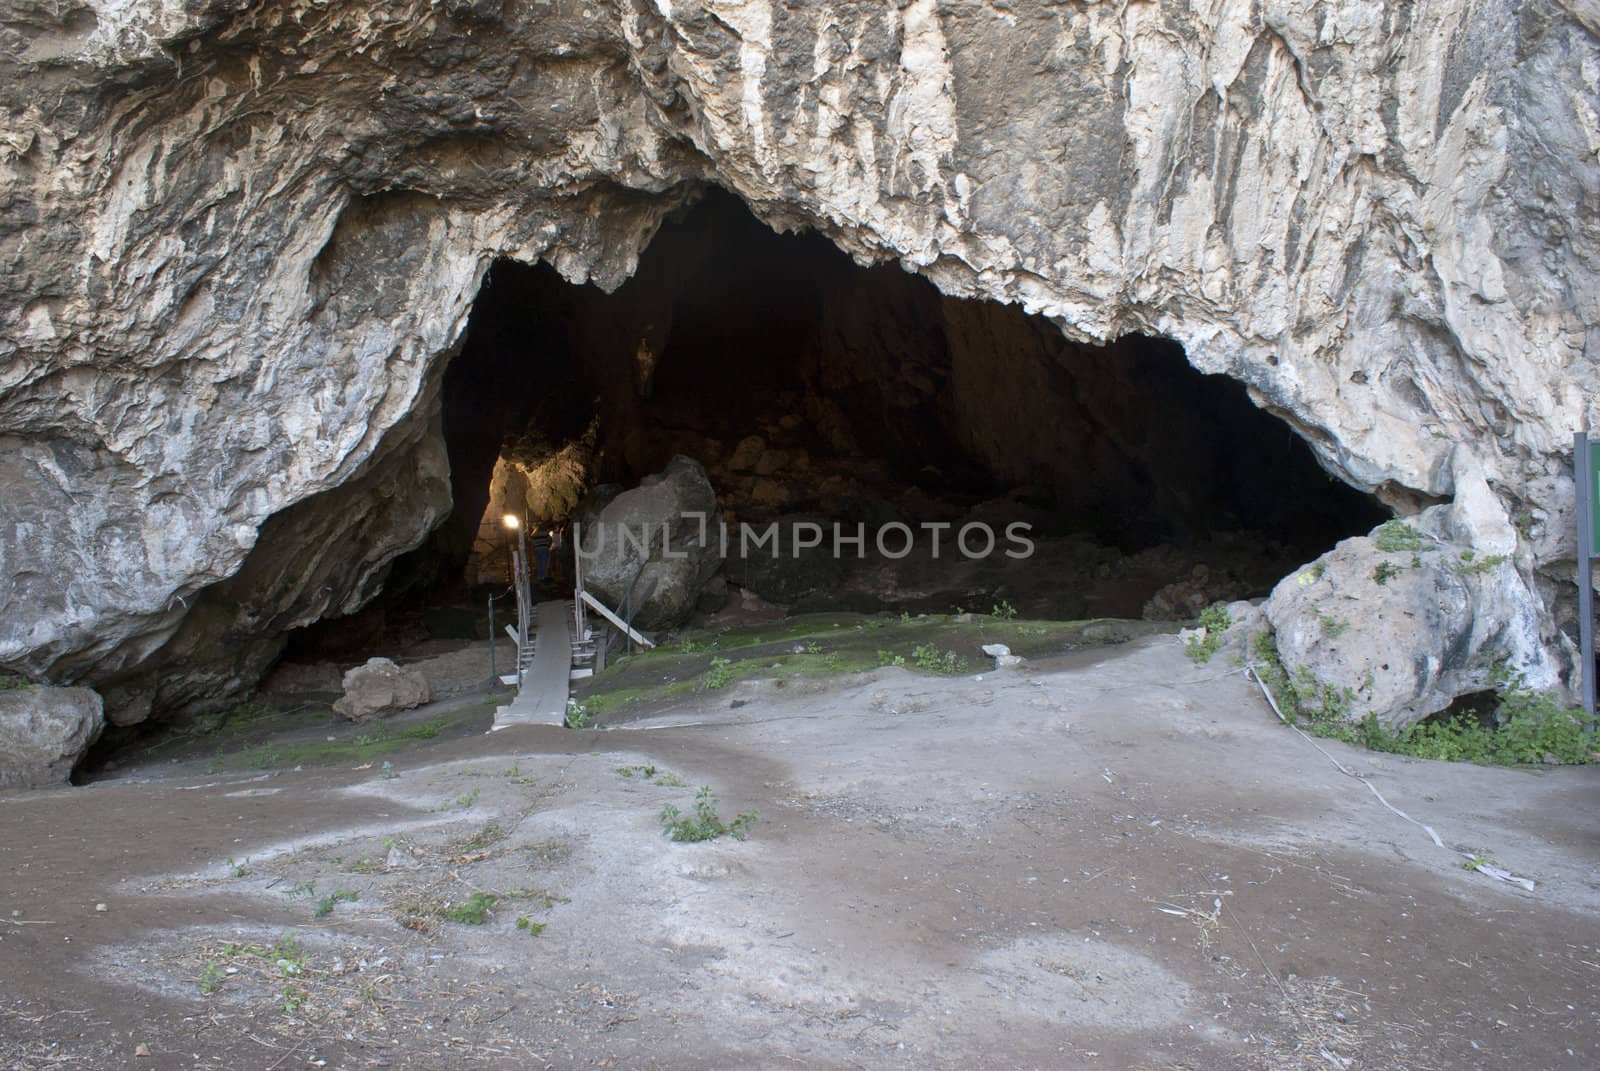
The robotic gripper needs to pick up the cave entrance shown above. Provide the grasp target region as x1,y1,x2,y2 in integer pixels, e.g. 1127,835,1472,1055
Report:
336,188,1387,654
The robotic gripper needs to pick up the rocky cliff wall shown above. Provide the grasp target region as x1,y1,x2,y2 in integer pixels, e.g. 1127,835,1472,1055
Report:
1,0,1596,725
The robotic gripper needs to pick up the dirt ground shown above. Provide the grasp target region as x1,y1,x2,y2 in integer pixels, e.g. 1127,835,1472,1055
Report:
3,635,1599,1070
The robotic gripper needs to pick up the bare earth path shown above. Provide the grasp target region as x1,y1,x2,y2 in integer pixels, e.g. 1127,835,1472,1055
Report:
3,636,1598,1069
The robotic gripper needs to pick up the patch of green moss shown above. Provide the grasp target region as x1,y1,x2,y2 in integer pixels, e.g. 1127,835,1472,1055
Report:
577,612,1176,720
203,703,495,772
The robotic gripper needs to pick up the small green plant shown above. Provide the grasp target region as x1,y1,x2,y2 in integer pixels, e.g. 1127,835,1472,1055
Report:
1374,519,1428,552
287,881,316,898
380,761,397,780
900,611,912,625
876,650,907,668
314,889,358,918
911,644,966,675
615,764,685,786
565,697,593,729
1461,853,1495,873
197,960,224,995
1184,606,1232,664
227,857,251,878
269,933,305,975
436,787,480,811
1513,511,1535,540
443,892,498,925
1310,561,1327,580
1372,561,1402,585
1315,612,1349,639
1456,551,1507,576
515,916,546,936
0,673,29,691
659,786,759,843
703,657,735,690
991,600,1018,620
403,715,448,740
279,984,306,1013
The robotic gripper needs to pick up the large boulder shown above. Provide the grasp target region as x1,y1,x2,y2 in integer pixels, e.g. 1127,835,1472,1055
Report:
575,457,722,631
1264,509,1562,728
332,658,432,722
0,684,104,789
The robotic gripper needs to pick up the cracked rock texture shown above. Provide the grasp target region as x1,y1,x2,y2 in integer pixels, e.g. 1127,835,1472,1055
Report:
0,0,1596,728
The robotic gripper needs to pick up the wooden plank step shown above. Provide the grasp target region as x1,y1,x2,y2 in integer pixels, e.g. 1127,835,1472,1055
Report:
578,590,655,648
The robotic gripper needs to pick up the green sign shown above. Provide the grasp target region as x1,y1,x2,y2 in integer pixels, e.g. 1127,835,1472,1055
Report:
1593,442,1600,557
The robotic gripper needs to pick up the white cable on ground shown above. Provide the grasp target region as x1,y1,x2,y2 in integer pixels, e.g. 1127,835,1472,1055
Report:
1244,665,1536,893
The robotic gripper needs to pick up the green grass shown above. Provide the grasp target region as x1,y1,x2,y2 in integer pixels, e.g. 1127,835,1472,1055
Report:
660,786,759,843
1253,633,1597,766
0,672,30,691
199,705,488,773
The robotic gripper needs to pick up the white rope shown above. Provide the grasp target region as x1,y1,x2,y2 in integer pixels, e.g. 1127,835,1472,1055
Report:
1244,666,1535,892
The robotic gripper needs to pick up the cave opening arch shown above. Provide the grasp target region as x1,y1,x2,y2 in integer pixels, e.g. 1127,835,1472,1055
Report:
314,185,1389,647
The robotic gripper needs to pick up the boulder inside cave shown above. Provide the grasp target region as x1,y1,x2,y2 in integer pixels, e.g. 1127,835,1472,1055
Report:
306,187,1389,655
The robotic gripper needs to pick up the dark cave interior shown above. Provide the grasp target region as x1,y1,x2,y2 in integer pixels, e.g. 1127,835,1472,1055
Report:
294,187,1388,657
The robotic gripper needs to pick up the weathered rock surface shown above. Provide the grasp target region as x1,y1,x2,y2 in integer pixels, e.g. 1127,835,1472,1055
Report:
576,456,721,631
0,0,1594,720
332,658,431,722
0,684,104,789
1265,503,1562,726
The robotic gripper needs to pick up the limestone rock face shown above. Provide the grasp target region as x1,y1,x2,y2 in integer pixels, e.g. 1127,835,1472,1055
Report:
0,684,104,790
0,0,1595,720
332,658,432,723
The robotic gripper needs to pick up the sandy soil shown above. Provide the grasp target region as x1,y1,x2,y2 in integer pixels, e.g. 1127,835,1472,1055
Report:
3,636,1598,1070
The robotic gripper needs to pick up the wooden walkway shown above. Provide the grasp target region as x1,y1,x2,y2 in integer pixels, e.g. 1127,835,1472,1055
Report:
492,600,572,728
